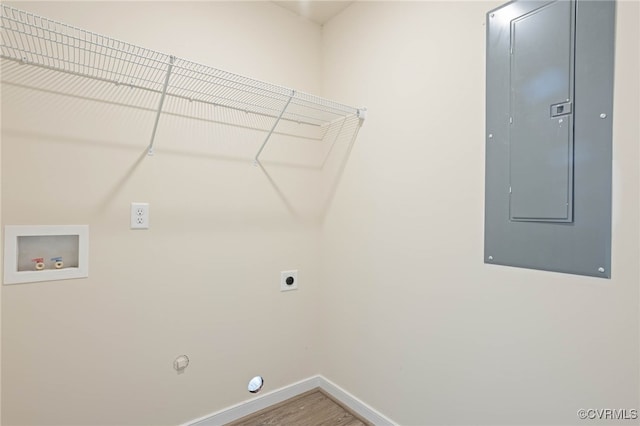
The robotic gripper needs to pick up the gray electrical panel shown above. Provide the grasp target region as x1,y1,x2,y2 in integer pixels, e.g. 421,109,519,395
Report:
484,0,615,277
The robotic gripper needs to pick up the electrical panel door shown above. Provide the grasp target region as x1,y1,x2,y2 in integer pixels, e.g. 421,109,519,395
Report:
509,0,574,222
484,0,615,278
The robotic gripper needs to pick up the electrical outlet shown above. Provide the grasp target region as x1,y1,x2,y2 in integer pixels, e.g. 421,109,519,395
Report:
280,270,298,292
131,202,149,229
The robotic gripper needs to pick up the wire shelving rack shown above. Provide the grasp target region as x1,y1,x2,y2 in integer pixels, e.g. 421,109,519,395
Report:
0,4,366,162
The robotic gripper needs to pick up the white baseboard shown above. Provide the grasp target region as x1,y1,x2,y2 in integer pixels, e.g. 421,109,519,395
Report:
317,376,396,426
184,376,321,426
182,375,396,426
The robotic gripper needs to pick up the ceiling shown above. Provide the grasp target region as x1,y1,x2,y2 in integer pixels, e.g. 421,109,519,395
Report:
272,1,354,25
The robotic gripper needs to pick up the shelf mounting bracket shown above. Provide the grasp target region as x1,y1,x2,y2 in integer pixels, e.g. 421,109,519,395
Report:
147,55,176,156
254,90,295,165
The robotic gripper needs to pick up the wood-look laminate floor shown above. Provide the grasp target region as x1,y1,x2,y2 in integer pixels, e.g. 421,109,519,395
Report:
226,389,370,426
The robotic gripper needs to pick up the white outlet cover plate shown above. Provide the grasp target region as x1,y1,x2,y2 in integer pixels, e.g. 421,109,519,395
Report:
131,202,149,229
280,270,298,291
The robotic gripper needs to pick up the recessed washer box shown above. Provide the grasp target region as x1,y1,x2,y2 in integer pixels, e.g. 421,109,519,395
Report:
4,225,89,285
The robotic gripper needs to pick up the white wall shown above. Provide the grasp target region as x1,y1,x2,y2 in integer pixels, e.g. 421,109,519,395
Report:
0,28,3,423
2,1,639,426
320,1,639,425
1,2,327,425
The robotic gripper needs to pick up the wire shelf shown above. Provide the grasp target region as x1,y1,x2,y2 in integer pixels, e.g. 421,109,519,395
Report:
0,4,365,160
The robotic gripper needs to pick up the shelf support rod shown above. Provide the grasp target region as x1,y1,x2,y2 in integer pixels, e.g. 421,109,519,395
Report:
147,55,176,156
254,90,295,165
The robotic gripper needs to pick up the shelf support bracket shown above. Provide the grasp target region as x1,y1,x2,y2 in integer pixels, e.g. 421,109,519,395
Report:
254,90,295,165
147,55,176,156
320,115,348,169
